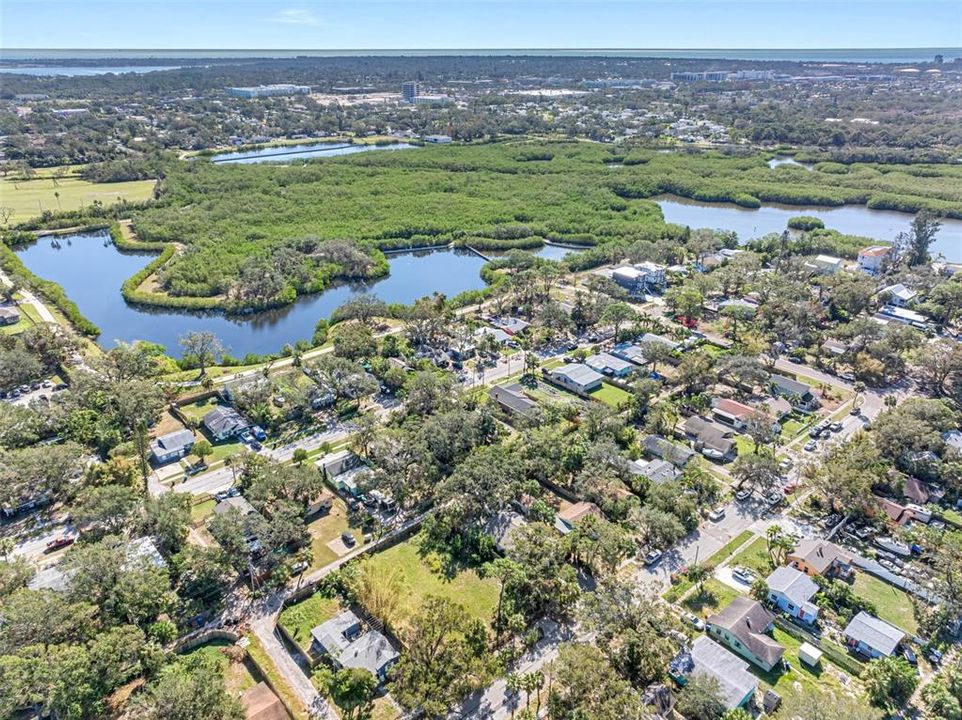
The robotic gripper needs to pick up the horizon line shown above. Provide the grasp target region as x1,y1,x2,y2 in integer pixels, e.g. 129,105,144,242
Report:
3,46,960,52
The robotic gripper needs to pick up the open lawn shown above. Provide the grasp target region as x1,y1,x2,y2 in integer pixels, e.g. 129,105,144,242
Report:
180,639,261,696
278,593,342,654
361,532,500,628
307,499,368,570
852,572,919,635
589,382,632,408
177,397,221,423
663,530,755,602
190,498,216,525
682,578,742,618
727,536,776,577
2,176,156,223
780,416,813,440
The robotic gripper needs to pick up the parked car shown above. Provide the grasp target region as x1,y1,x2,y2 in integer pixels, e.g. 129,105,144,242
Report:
239,431,254,444
707,507,726,522
735,489,752,502
44,535,75,553
686,614,706,631
804,440,818,452
902,647,918,665
830,422,843,433
928,649,943,665
251,425,266,441
783,483,798,494
250,440,263,451
644,549,663,566
778,458,794,472
732,567,756,584
850,406,862,415
702,448,725,461
766,491,783,506
291,560,308,574
809,428,822,439
341,532,356,547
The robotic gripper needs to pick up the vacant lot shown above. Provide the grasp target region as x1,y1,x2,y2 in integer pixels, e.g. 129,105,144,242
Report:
2,176,155,223
179,639,261,695
589,382,632,408
362,532,500,627
682,578,742,617
727,536,776,577
852,572,919,635
307,499,368,570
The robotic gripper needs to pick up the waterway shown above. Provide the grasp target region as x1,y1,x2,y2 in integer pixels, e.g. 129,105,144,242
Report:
209,142,416,164
655,196,962,261
0,65,182,76
15,231,488,358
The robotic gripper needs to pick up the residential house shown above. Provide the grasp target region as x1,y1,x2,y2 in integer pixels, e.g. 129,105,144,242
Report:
787,539,854,579
716,298,758,317
682,416,738,460
305,491,335,518
612,262,667,295
213,495,257,518
555,501,603,534
672,635,759,711
317,450,368,497
857,245,892,274
820,338,849,357
242,682,291,720
0,306,20,326
585,352,634,378
696,247,743,272
500,317,530,336
758,396,793,422
310,610,401,682
489,383,539,418
843,612,905,659
765,566,820,624
221,376,269,404
474,326,512,345
483,510,527,553
879,283,918,308
638,332,680,351
202,406,249,441
804,254,844,275
544,364,604,396
629,458,681,484
643,434,696,468
28,563,73,592
611,342,647,366
707,597,785,672
149,429,195,465
711,397,779,433
875,305,929,330
768,374,819,411
943,430,962,455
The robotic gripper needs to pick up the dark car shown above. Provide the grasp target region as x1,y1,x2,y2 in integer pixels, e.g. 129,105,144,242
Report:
341,532,356,547
902,647,917,665
45,536,75,553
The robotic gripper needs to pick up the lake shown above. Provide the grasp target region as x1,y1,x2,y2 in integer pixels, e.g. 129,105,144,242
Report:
655,196,962,262
209,142,416,164
16,232,489,358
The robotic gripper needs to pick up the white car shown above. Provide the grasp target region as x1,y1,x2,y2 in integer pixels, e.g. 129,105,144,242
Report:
686,613,706,631
732,567,756,584
708,507,726,522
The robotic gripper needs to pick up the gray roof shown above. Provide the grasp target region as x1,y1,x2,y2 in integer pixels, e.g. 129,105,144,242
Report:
475,327,512,344
707,597,783,669
150,428,194,455
639,333,679,350
630,458,681,484
483,510,527,552
844,612,905,656
213,495,256,516
611,343,647,365
311,609,362,656
689,635,759,710
550,363,604,387
765,566,818,607
789,539,853,574
489,384,538,415
585,352,633,374
643,434,696,467
28,564,73,592
683,416,737,455
203,406,248,436
337,630,400,677
769,373,812,398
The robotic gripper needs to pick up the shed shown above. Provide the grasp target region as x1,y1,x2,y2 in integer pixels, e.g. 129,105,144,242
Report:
798,642,823,668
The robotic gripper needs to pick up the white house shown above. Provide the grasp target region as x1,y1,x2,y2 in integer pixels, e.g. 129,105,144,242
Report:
843,612,905,659
879,283,918,308
545,364,604,395
804,254,844,275
857,245,892,274
765,566,820,624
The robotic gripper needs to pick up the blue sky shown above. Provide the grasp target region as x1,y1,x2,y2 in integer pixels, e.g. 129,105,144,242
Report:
2,1,960,50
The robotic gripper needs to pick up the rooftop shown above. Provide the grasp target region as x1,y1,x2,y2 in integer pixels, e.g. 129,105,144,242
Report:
844,611,905,656
707,597,784,669
550,363,605,387
688,635,760,710
766,565,819,606
789,539,853,574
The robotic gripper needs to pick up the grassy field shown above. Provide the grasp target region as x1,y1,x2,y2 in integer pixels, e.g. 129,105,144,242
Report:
278,593,342,653
727,536,776,577
190,498,216,525
682,578,742,617
589,382,632,408
362,532,500,628
2,176,155,223
180,639,261,696
852,572,919,635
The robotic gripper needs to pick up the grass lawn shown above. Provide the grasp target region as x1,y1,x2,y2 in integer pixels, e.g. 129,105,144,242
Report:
682,578,742,618
361,532,500,628
735,434,757,458
177,397,221,423
1,176,156,223
942,507,962,526
278,593,342,653
852,572,919,635
307,499,367,570
780,416,812,440
589,382,632,408
727,536,776,577
190,498,216,525
180,639,261,696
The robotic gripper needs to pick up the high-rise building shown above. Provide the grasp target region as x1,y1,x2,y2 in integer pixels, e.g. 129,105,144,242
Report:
401,81,420,102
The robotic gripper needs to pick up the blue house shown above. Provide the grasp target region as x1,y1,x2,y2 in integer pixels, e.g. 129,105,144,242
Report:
765,566,820,624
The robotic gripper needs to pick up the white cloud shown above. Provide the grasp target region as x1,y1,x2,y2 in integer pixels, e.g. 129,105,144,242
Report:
268,8,322,26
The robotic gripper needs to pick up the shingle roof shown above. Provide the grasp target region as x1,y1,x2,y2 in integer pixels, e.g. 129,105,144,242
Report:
489,384,538,415
769,374,811,398
766,566,818,607
203,406,248,436
683,416,736,455
150,428,194,456
483,510,527,552
338,630,400,677
708,597,784,669
311,610,362,656
689,635,759,710
643,434,696,467
844,612,905,656
585,352,633,374
789,539,852,574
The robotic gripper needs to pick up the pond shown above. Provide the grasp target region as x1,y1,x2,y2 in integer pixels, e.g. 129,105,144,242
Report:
655,195,962,262
16,231,488,358
209,142,416,164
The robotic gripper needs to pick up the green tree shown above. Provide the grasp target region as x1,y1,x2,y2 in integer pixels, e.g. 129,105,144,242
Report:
318,667,378,720
676,673,726,720
178,331,224,376
193,439,213,465
864,656,919,708
547,643,647,720
292,447,309,465
132,652,244,720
